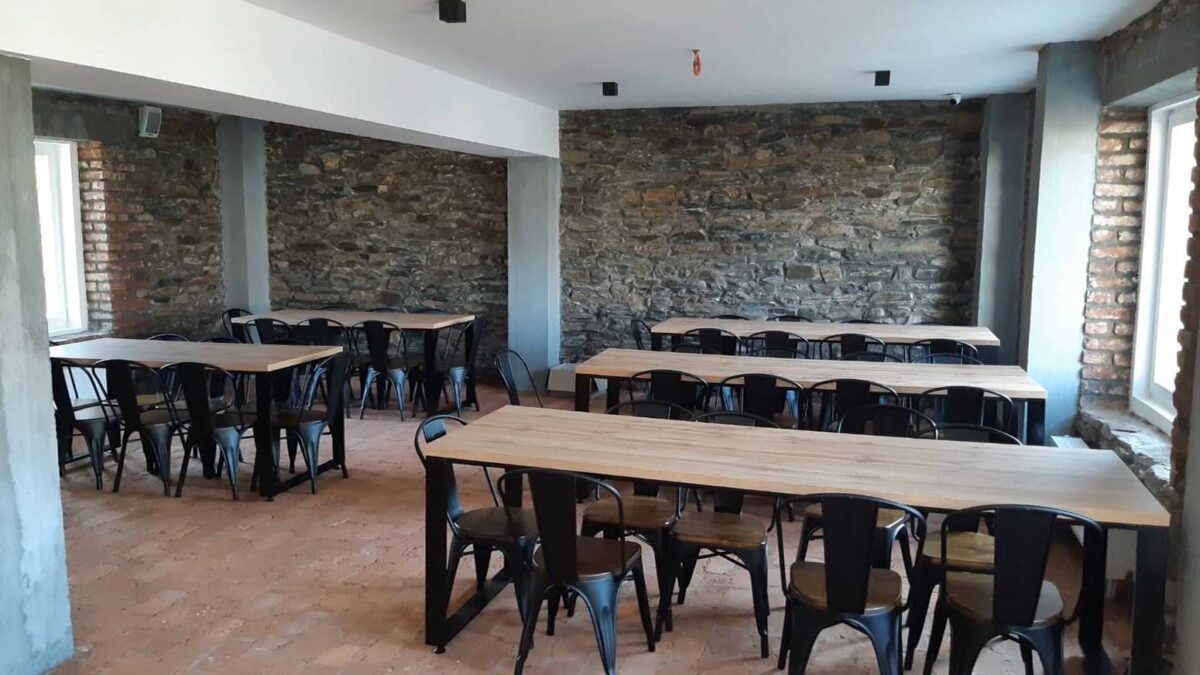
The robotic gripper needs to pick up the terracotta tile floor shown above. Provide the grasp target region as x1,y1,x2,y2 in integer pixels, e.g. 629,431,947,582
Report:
54,385,1132,674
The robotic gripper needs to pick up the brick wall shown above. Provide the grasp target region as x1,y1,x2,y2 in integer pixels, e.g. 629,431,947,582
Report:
559,101,983,360
1080,108,1147,401
264,124,508,364
34,91,225,338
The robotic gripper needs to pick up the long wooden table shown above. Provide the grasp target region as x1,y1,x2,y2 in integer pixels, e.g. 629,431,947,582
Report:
651,318,1002,363
574,348,1048,444
50,338,345,498
233,309,476,415
423,406,1170,674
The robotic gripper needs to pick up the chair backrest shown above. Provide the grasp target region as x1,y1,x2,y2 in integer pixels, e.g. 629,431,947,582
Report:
499,468,625,585
94,359,164,430
221,308,250,337
809,378,899,430
298,352,349,415
407,307,438,313
839,351,903,363
911,353,983,365
494,349,544,407
768,314,812,322
940,505,1101,627
683,327,741,356
630,318,653,350
836,404,935,437
49,358,114,432
910,338,979,362
717,373,807,427
414,415,492,521
369,306,397,312
821,333,884,360
443,317,487,370
713,314,749,320
160,362,240,440
148,333,189,342
778,494,925,615
693,411,779,513
746,330,811,358
351,320,402,373
248,318,291,344
844,319,879,324
920,424,1022,445
200,335,242,344
666,341,719,355
915,386,1015,431
296,317,347,346
627,368,711,412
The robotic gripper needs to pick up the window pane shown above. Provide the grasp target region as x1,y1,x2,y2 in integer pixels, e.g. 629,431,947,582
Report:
34,151,70,330
34,139,85,335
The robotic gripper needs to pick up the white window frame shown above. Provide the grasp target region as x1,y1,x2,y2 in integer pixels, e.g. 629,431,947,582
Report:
1130,94,1199,432
33,138,88,337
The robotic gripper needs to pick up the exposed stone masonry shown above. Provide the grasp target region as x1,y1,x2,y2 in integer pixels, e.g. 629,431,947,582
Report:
264,124,508,365
559,102,983,361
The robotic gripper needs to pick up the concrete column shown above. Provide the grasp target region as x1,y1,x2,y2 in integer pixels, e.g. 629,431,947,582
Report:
974,93,1031,365
217,116,271,313
507,157,561,387
0,53,75,673
1019,42,1102,436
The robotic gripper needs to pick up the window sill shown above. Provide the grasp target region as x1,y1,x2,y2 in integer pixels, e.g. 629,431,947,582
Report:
1075,400,1176,512
49,330,111,346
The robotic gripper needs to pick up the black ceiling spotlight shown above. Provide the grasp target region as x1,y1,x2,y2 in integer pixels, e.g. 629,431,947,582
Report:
439,0,466,23
602,81,619,97
874,70,891,87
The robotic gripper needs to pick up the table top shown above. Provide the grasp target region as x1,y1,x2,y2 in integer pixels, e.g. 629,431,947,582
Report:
49,338,341,373
577,348,1046,400
233,309,475,331
650,318,1001,347
427,406,1169,528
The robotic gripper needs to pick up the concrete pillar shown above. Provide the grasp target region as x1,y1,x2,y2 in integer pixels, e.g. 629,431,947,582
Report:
217,116,271,313
974,93,1031,366
1019,42,1102,436
506,157,561,387
0,53,75,673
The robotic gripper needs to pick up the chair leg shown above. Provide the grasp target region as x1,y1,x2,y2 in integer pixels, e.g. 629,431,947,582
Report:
896,527,914,577
646,528,673,634
946,617,993,675
448,367,466,417
1023,628,1064,675
861,611,902,675
175,437,193,498
654,535,677,641
631,562,656,652
777,600,792,670
799,519,819,562
577,581,620,675
86,433,105,490
214,428,243,500
297,422,324,494
146,426,175,497
741,544,771,658
359,369,378,419
904,560,939,670
1020,642,1036,675
286,430,299,474
446,535,468,607
922,597,949,675
546,589,562,636
472,546,491,595
388,370,407,421
785,602,825,675
514,580,546,675
676,545,701,605
113,431,132,494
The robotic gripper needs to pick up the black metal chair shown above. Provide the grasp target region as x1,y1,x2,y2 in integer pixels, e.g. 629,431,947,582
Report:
921,424,1022,445
808,378,900,432
221,308,251,338
845,319,880,324
769,314,813,322
682,327,742,355
665,341,719,355
911,353,983,365
415,416,539,626
717,373,806,429
713,313,749,320
835,403,936,437
163,362,253,499
295,317,347,347
97,359,181,496
921,505,1103,675
273,354,349,493
746,330,812,359
505,469,656,675
626,368,711,413
413,317,486,417
820,332,886,360
908,338,980,363
915,386,1016,436
245,318,291,344
148,333,189,342
350,320,409,419
369,306,398,312
776,494,926,675
840,351,904,363
630,318,653,350
51,358,119,489
657,411,777,658
495,349,544,407
199,336,242,344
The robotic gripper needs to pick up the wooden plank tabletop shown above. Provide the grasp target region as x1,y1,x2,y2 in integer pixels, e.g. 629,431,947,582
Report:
49,338,341,373
428,406,1168,528
651,317,1001,347
577,348,1046,399
233,309,475,331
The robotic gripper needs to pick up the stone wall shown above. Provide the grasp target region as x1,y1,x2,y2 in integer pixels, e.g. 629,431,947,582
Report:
264,124,508,363
1080,108,1147,401
33,91,224,337
559,101,983,360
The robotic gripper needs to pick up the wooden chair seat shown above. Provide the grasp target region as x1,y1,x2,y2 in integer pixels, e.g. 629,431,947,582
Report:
137,409,182,427
804,503,907,529
673,511,767,549
945,571,1064,627
921,531,995,572
455,506,538,542
583,495,677,530
533,535,642,580
271,408,329,428
788,560,903,616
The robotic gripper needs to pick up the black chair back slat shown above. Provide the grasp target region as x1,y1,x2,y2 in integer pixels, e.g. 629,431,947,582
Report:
992,509,1058,626
97,360,141,423
297,317,345,346
922,424,1022,445
495,349,544,407
415,415,470,520
685,327,740,356
526,470,582,584
630,318,652,350
355,320,400,373
837,404,934,437
249,318,290,344
821,497,881,614
630,369,709,412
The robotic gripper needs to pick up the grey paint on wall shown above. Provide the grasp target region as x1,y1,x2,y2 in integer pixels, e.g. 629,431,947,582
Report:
1020,42,1102,435
1102,5,1200,106
0,54,75,675
507,157,562,384
217,117,271,313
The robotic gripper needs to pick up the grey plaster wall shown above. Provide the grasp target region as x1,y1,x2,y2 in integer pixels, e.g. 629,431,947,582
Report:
507,157,561,382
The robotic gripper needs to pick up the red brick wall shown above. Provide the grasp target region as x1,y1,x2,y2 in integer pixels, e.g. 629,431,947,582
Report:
1080,108,1147,401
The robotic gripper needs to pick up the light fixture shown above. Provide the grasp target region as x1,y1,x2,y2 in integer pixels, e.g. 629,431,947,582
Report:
602,82,619,97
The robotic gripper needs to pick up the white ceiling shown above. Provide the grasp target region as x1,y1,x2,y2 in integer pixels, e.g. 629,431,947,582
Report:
244,0,1156,110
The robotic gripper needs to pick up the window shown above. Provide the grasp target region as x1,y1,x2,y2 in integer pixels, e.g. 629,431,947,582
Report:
1131,95,1199,432
33,138,87,336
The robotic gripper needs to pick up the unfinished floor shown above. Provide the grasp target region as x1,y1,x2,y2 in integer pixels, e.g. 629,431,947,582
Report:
53,385,1132,674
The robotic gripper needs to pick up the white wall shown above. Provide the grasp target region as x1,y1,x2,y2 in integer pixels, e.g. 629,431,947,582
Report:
0,0,559,158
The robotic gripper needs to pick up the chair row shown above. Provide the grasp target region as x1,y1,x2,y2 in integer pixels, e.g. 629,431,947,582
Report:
416,409,1096,675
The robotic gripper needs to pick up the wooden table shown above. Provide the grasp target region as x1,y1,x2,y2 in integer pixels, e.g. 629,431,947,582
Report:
423,406,1170,674
574,348,1048,444
50,338,345,498
233,309,476,415
650,318,1002,363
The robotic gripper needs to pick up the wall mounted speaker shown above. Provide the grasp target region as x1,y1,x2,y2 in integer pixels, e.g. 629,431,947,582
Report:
439,0,466,23
602,82,618,97
138,106,162,138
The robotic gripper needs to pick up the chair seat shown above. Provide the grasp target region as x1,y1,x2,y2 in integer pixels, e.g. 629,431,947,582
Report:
365,357,408,373
673,511,767,549
533,536,642,580
211,411,254,430
72,405,117,422
271,408,329,428
804,503,908,530
945,571,1064,627
583,495,677,530
788,560,903,616
456,507,538,542
921,531,995,573
138,408,184,428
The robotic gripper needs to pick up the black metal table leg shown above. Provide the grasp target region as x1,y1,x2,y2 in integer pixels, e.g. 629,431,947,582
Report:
252,369,277,499
1079,526,1110,674
464,321,477,409
651,333,664,351
1129,526,1168,675
330,351,347,475
1026,398,1046,446
423,329,440,416
575,374,592,412
606,376,621,410
426,457,451,652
